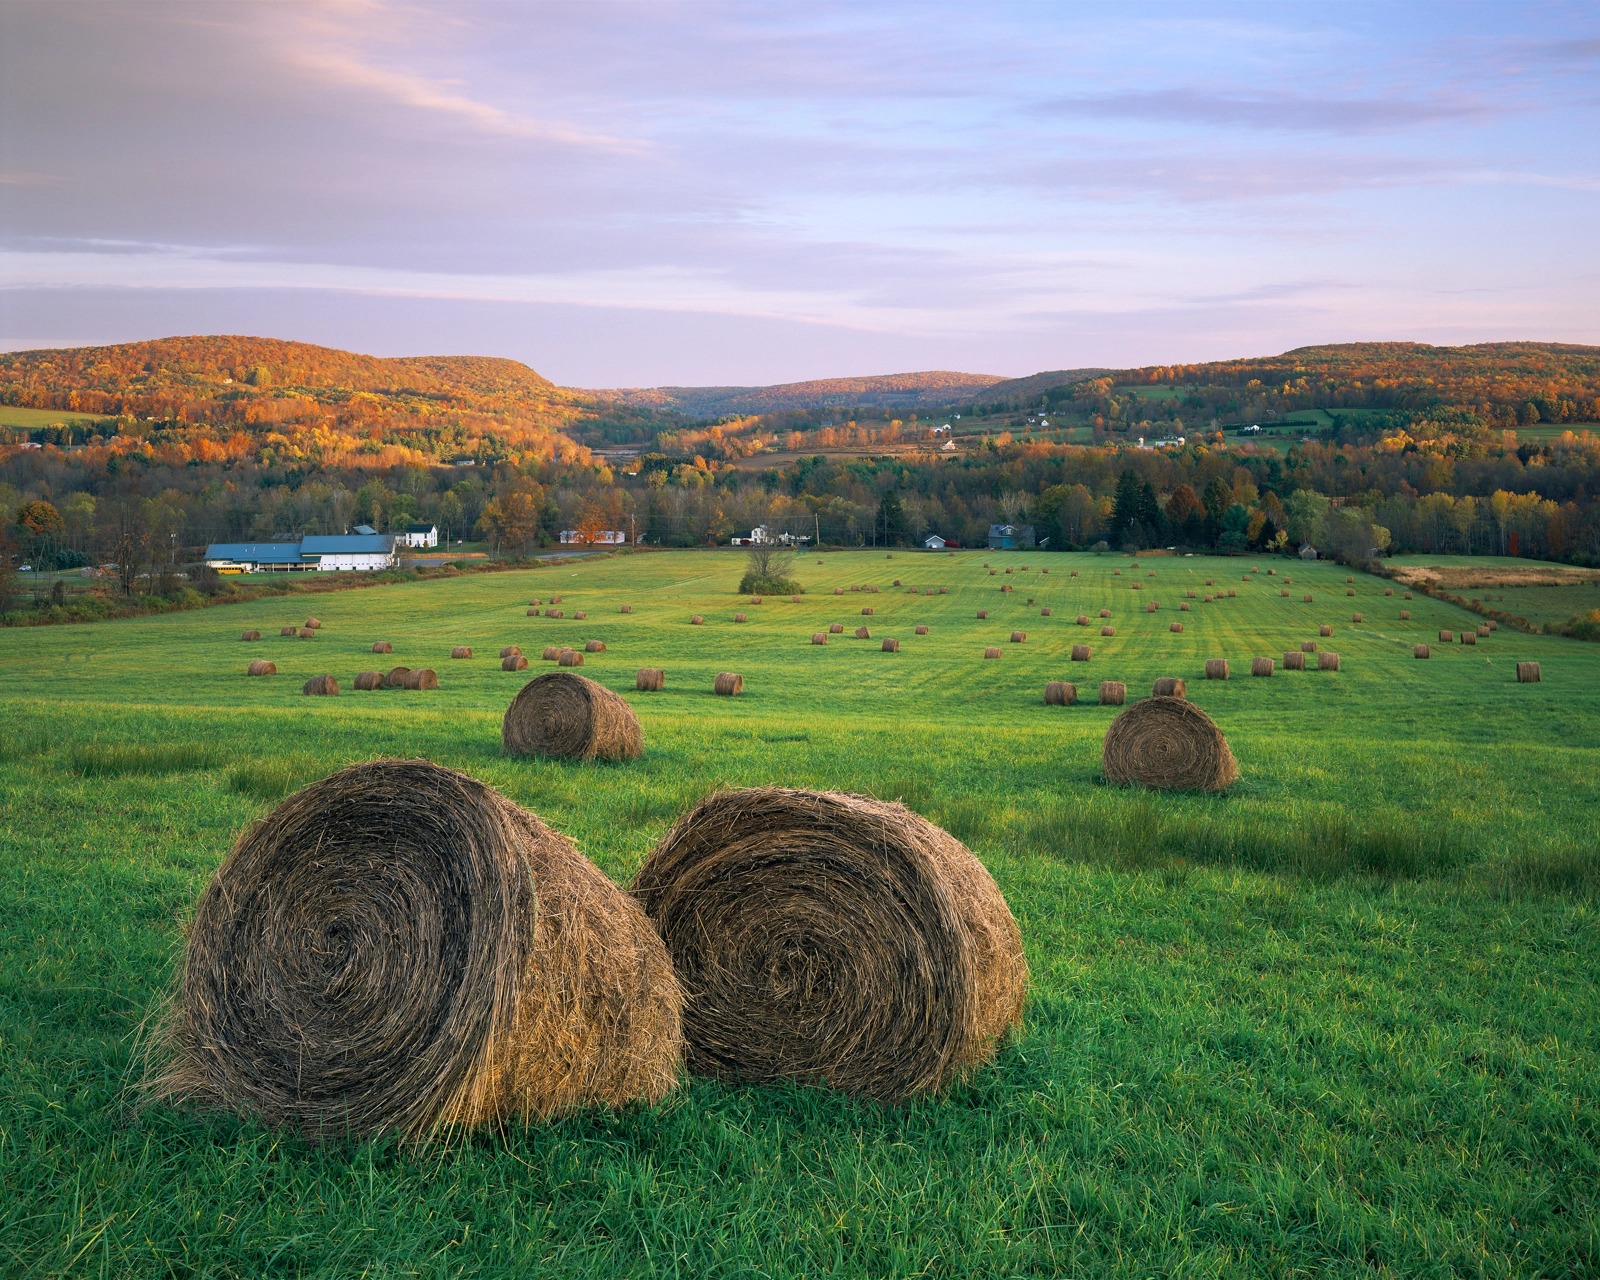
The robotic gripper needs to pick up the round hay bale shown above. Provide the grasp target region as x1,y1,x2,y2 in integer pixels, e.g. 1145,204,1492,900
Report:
1040,607,1051,617
989,570,997,576
1145,602,1158,613
1414,644,1430,659
1320,625,1334,637
1384,588,1394,596
792,595,803,603
1044,681,1076,706
1303,594,1314,603
620,605,633,614
246,660,277,677
500,646,522,659
1477,625,1491,637
1204,659,1229,680
557,649,584,668
1346,575,1354,583
540,646,562,661
1281,589,1291,598
280,626,298,637
855,626,871,640
1113,569,1121,576
829,623,845,634
503,672,642,760
527,609,539,617
1204,595,1213,603
502,654,530,672
1251,657,1274,677
690,615,704,626
631,786,1025,1099
1010,631,1026,643
1302,641,1318,652
1071,644,1091,662
574,611,588,621
1100,626,1115,637
451,646,473,659
1132,583,1141,591
1186,590,1196,599
1487,620,1498,631
1098,681,1126,705
1404,591,1414,600
529,599,542,607
1439,630,1454,643
1347,588,1356,597
1102,696,1237,791
1099,609,1111,618
298,627,316,639
241,630,261,642
546,610,563,619
881,637,900,652
914,624,929,635
372,641,394,654
733,613,748,624
1227,589,1236,597
1516,661,1541,683
713,672,743,696
1179,603,1190,612
304,618,322,630
1169,622,1184,633
1001,584,1013,593
1267,568,1275,575
892,579,901,587
1152,677,1186,698
551,596,564,605
1351,612,1363,623
302,675,339,696
1399,610,1411,620
861,607,874,616
353,670,384,690
1004,567,1012,574
1283,651,1305,671
147,759,682,1139
983,646,1002,659
403,668,439,690
1461,631,1477,645
384,666,412,687
585,640,606,653
975,609,989,619
636,668,665,692
1317,652,1340,671
811,631,828,645
1076,615,1090,626
834,587,844,595
938,587,948,594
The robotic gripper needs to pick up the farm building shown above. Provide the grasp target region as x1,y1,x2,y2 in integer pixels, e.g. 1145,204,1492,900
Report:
559,529,630,545
203,533,397,573
987,523,1036,550
1299,544,1319,560
398,522,438,548
923,534,951,550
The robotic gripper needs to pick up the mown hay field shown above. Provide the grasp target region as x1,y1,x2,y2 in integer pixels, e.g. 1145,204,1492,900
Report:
2,549,1598,1277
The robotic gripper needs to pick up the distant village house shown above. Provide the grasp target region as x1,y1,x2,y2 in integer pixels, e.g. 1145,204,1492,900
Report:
987,523,1036,550
398,522,438,548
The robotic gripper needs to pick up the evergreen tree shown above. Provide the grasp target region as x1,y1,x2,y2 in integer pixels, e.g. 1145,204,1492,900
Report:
877,489,909,545
1110,469,1142,541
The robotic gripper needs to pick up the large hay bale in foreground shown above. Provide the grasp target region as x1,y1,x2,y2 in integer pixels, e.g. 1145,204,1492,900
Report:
1044,681,1076,705
302,675,339,696
1204,659,1229,680
246,660,276,677
713,672,743,696
451,646,473,659
241,630,261,642
631,787,1025,1100
372,641,394,654
1317,652,1341,671
502,654,530,672
1102,696,1238,792
384,666,412,687
354,671,384,690
1151,677,1186,698
1251,657,1275,677
403,668,439,690
1098,681,1126,705
503,672,642,761
636,668,665,692
1283,651,1305,670
1516,661,1541,682
146,760,682,1140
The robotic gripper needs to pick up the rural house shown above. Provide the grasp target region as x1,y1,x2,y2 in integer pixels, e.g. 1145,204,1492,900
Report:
987,523,1036,550
399,522,438,548
923,534,953,550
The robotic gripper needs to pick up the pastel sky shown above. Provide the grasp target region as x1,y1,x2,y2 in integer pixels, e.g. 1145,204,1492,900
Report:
2,1,1597,386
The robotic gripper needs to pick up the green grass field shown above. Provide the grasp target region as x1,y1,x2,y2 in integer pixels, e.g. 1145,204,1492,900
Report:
3,550,1597,1277
0,405,113,429
1385,555,1600,628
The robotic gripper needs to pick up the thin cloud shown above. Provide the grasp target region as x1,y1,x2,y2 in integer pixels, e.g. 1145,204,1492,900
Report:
1041,87,1494,134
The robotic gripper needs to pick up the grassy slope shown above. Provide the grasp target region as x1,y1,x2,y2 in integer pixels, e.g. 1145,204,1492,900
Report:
2,551,1597,1277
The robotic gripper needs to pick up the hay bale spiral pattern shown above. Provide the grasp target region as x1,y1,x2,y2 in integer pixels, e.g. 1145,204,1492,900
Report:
503,672,642,761
1102,696,1238,791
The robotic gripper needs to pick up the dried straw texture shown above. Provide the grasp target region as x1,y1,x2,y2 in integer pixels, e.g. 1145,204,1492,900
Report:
241,630,261,642
558,650,584,668
354,671,384,690
1179,603,1190,612
500,646,522,659
1010,631,1026,643
635,668,665,692
811,632,828,645
1317,652,1341,671
384,666,412,687
855,626,872,640
1283,651,1305,671
1404,592,1414,600
713,672,743,696
975,610,989,620
1385,588,1395,596
690,616,704,626
373,641,394,654
1044,681,1076,706
1040,608,1051,617
829,623,845,634
1071,645,1091,661
246,660,276,677
573,612,587,621
1478,625,1492,637
502,655,530,672
1302,641,1318,652
881,637,901,652
305,618,322,630
1303,595,1314,603
1347,589,1356,597
1462,632,1477,646
983,647,1002,659
861,607,875,616
1517,662,1542,683
1352,613,1364,623
1440,630,1454,643
1145,602,1158,613
620,605,633,614
540,646,562,662
1098,681,1126,706
303,675,339,696
585,641,606,653
1102,696,1238,791
1251,657,1275,677
451,647,473,659
1205,659,1230,680
1151,677,1186,698
404,669,439,690
1169,622,1184,633
280,626,298,637
1076,615,1090,626
733,614,748,624
1100,626,1116,637
1320,625,1334,638
147,760,682,1141
527,609,540,617
1414,645,1431,659
1099,609,1111,618
503,672,643,761
914,625,929,635
298,628,316,639
631,787,1025,1100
